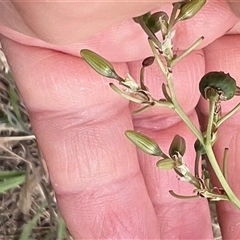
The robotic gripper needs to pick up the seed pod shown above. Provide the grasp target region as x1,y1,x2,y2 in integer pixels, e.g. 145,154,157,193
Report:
199,71,237,100
80,49,121,80
169,134,186,157
175,0,206,23
125,130,163,156
156,158,175,170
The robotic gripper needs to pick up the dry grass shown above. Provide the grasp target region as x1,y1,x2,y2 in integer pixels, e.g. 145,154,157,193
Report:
0,45,72,240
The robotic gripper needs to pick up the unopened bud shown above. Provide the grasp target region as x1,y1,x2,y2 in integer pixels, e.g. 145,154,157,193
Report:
80,49,121,80
142,56,155,67
125,130,163,156
169,134,186,158
175,0,206,23
194,139,206,155
146,11,169,35
156,158,175,170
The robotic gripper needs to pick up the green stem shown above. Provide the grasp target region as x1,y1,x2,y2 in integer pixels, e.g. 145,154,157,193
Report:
205,91,218,145
205,144,240,209
169,37,204,68
149,39,166,74
149,39,204,143
194,152,201,178
217,102,240,128
137,18,162,49
109,83,143,103
168,2,181,31
174,102,204,143
222,148,229,180
167,70,203,142
169,190,199,199
140,67,147,90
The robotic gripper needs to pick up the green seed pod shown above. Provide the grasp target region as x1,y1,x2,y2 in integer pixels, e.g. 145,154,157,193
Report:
169,134,186,157
199,71,237,100
175,0,206,23
125,130,163,156
156,158,175,170
80,49,121,80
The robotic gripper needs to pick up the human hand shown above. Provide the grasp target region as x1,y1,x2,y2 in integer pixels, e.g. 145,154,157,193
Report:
0,1,240,239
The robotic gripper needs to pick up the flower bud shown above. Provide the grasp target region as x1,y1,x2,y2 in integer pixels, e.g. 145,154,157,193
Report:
125,130,163,156
146,11,169,35
80,49,121,80
175,0,206,23
194,139,205,155
169,134,186,157
199,71,237,100
156,158,175,170
142,56,155,67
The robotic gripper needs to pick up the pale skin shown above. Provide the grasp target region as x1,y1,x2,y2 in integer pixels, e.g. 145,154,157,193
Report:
0,0,240,239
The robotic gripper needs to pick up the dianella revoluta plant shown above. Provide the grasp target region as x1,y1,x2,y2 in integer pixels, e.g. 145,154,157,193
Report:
80,0,240,210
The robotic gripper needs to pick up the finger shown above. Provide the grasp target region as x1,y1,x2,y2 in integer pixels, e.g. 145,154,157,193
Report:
1,38,161,239
227,0,240,17
0,1,165,43
200,34,240,238
0,0,238,61
127,50,213,238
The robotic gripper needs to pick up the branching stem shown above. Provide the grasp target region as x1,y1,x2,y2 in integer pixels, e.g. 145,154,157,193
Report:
217,102,240,127
170,37,204,68
205,144,240,209
149,28,240,209
149,39,204,143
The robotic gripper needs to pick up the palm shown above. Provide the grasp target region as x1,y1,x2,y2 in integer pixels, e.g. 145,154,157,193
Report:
0,0,240,238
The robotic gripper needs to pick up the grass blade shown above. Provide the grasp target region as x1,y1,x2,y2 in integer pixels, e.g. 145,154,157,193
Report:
57,216,67,240
0,174,26,193
0,170,25,180
19,201,47,240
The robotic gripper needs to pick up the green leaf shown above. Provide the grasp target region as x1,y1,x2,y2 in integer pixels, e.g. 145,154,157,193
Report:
57,216,67,240
19,201,48,240
0,174,26,193
9,85,21,121
0,170,25,180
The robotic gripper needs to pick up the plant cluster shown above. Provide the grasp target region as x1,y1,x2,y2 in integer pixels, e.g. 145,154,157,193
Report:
80,0,240,210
